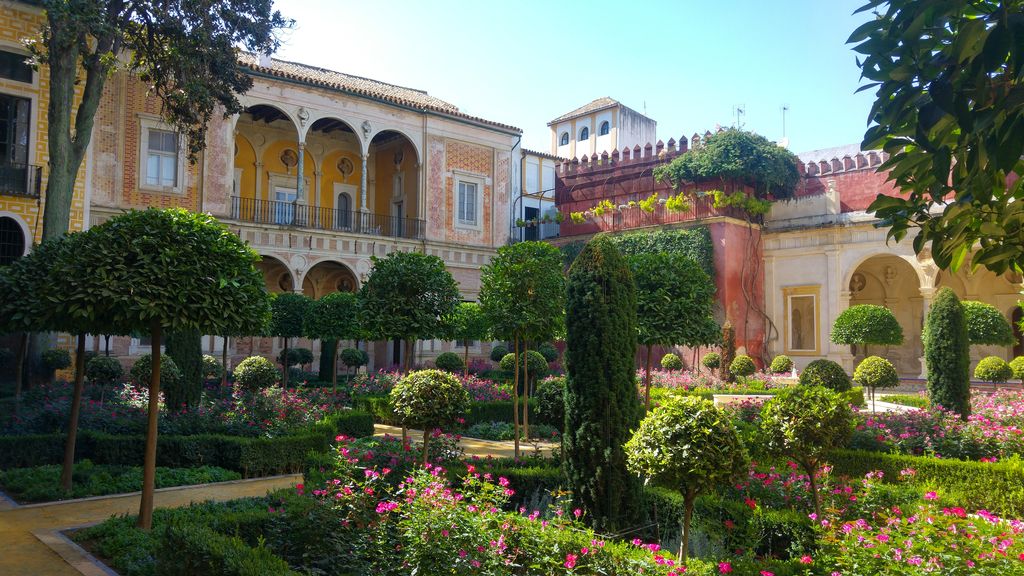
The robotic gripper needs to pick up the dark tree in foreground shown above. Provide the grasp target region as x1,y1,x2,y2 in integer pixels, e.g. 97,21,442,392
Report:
304,291,360,391
164,329,203,410
270,292,311,389
924,287,971,418
563,235,641,532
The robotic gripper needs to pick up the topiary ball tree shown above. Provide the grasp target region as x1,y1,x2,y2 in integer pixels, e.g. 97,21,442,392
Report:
975,356,1013,383
41,348,72,381
660,353,683,371
729,354,757,379
201,355,223,381
769,354,794,374
86,356,123,387
340,348,368,375
434,351,465,374
853,356,899,412
625,395,748,561
130,354,183,402
719,322,736,382
270,292,312,389
924,287,971,418
962,301,1015,347
232,356,279,391
761,385,853,518
499,351,547,392
799,358,852,392
535,376,566,429
537,342,559,363
1011,357,1024,381
303,291,360,391
447,302,490,377
563,234,642,532
490,344,508,363
389,369,470,464
701,352,721,371
830,304,904,358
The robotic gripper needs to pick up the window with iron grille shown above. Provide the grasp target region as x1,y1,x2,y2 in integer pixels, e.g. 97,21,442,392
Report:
0,216,25,266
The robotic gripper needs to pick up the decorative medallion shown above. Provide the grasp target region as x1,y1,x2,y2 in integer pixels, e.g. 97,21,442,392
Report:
280,149,298,168
849,273,866,293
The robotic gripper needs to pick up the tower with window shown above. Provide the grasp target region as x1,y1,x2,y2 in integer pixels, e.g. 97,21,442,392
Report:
549,97,656,160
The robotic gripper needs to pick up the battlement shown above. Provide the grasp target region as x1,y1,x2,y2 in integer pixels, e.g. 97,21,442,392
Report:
797,150,888,177
555,131,716,175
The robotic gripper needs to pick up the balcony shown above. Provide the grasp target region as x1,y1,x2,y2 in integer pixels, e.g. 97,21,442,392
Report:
230,196,425,240
0,163,42,198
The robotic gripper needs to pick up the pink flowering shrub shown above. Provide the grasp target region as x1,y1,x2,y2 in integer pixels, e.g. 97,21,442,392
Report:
347,370,401,395
461,375,512,402
639,369,781,393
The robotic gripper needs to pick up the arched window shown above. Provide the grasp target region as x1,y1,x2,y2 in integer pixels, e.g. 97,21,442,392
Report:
579,127,589,141
599,121,610,136
0,216,25,266
559,132,569,146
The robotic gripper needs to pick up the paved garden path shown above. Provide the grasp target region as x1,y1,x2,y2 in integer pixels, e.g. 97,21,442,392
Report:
373,424,556,459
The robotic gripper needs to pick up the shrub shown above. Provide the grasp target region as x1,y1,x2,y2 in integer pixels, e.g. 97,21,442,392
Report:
434,351,464,373
660,353,683,371
853,356,899,410
86,356,124,387
41,348,72,372
534,376,565,428
962,300,1015,346
729,354,756,378
202,355,223,380
564,234,641,532
701,352,721,370
829,304,903,356
537,342,559,363
389,369,470,463
339,348,368,373
769,355,793,374
625,395,748,560
232,356,279,391
499,350,548,383
761,385,852,517
798,358,851,392
975,356,1013,383
130,354,183,393
1012,356,1024,380
156,523,296,576
924,287,971,417
489,344,507,363
278,347,313,368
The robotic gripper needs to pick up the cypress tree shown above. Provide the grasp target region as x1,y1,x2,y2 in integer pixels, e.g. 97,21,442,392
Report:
164,329,203,409
563,234,641,532
924,287,971,418
319,338,337,383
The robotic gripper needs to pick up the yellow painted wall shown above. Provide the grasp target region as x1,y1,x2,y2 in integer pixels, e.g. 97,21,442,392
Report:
260,140,315,201
319,149,361,210
234,134,257,200
372,140,417,217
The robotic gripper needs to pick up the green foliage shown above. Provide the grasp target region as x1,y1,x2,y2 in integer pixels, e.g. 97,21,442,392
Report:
534,377,565,428
447,301,490,345
389,369,470,431
925,287,971,417
536,342,559,363
480,241,565,346
830,305,904,354
499,351,548,381
708,189,773,216
277,347,313,368
270,293,312,340
851,0,1024,273
799,359,851,392
702,352,721,370
232,356,278,391
1011,357,1024,380
202,355,223,381
628,252,719,353
434,352,465,373
41,348,71,372
975,356,1014,383
155,523,297,576
130,354,182,395
0,461,239,503
653,128,801,200
602,227,715,278
339,348,368,371
358,251,461,347
882,393,930,409
962,301,1015,346
164,329,203,409
563,234,641,531
719,322,736,381
303,291,360,342
489,345,508,363
464,421,559,441
660,353,683,371
86,356,124,386
769,355,793,374
729,354,757,378
853,356,900,405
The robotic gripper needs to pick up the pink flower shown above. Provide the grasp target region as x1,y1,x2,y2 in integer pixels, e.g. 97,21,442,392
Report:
564,553,577,569
924,491,938,501
718,561,733,573
760,572,774,576
800,555,813,564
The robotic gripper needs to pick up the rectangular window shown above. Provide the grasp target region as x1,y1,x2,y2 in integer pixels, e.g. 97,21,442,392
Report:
457,181,478,226
0,51,32,83
783,285,820,355
146,129,178,188
0,93,31,196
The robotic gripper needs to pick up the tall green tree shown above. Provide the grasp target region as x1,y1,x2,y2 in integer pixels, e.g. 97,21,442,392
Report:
924,287,971,418
358,251,460,372
304,291,360,391
71,208,270,529
563,234,640,532
628,252,718,410
446,302,490,377
269,292,311,389
32,0,289,240
479,241,565,456
164,329,203,410
851,0,1024,273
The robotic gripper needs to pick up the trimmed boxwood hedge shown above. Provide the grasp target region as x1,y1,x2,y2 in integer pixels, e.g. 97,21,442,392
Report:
0,410,374,476
828,448,1024,517
353,394,538,428
155,522,298,576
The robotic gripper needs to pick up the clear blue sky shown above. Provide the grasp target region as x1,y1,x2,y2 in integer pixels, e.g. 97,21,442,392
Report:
271,0,875,155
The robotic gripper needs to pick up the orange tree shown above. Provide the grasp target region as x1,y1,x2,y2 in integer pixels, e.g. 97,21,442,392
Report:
304,291,360,391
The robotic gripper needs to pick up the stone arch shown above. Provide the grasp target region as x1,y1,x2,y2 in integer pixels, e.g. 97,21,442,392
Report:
368,130,421,223
299,259,358,300
364,126,422,163
843,251,928,296
255,254,295,293
846,254,924,376
0,213,29,266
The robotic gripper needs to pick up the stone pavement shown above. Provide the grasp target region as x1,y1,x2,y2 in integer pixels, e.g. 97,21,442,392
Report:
374,423,556,459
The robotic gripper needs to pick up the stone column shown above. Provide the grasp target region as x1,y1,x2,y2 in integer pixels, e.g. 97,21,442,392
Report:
360,153,369,212
918,286,935,378
837,289,855,373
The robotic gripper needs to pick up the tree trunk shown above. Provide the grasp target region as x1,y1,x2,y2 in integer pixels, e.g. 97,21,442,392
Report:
281,337,290,388
422,428,430,466
512,337,520,459
522,345,530,442
680,491,694,561
331,339,340,393
464,343,470,378
59,334,87,492
644,344,653,411
104,335,111,356
403,339,414,372
221,336,229,387
13,332,27,402
804,460,821,520
137,323,162,530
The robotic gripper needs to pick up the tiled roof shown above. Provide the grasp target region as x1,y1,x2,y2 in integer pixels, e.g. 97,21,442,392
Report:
522,148,564,161
548,97,621,125
237,53,520,133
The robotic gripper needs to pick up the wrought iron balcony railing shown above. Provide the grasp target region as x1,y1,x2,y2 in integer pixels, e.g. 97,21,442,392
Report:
230,196,425,240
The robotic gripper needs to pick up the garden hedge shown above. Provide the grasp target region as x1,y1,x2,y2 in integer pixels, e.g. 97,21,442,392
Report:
155,522,298,576
353,394,538,428
828,448,1024,517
